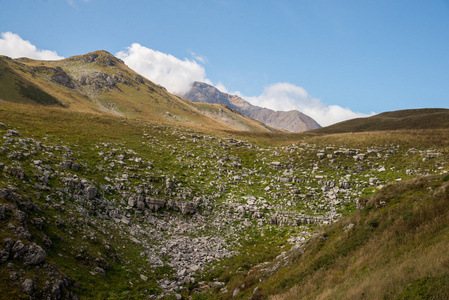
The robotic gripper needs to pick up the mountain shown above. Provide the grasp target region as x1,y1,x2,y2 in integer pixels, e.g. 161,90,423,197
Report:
313,108,449,134
0,51,277,133
183,81,321,132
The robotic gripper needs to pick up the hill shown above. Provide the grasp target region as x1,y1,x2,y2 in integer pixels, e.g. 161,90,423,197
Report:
0,51,277,133
183,81,321,132
313,108,449,134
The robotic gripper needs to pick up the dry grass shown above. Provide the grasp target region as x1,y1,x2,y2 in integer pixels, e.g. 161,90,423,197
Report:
234,176,449,300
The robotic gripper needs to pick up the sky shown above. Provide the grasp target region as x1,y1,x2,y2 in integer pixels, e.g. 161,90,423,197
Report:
0,0,448,126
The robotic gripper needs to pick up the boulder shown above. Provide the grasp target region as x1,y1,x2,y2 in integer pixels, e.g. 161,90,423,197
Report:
22,278,35,295
179,202,197,215
85,185,97,200
23,243,46,265
146,198,166,211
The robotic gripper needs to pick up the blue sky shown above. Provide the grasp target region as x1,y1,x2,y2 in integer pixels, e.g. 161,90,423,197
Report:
1,0,448,126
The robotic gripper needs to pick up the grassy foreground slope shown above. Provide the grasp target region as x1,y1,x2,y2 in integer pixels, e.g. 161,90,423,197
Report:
228,174,449,300
0,102,449,299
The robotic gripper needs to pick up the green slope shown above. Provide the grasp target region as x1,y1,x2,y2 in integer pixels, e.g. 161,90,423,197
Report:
226,174,449,300
313,108,449,134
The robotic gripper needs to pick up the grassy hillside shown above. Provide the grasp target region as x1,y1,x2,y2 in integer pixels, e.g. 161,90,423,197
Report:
0,51,273,133
313,108,449,134
219,173,449,300
0,101,448,298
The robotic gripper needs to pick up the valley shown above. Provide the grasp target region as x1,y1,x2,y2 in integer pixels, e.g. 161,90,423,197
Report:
0,102,448,299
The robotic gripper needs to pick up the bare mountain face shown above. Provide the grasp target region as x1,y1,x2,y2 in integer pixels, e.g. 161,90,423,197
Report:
183,81,321,132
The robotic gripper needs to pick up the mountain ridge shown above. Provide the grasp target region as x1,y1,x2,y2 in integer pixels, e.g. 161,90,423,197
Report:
183,81,321,132
0,50,279,133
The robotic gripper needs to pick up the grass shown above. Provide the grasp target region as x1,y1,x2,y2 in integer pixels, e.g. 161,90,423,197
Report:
1,100,449,299
230,174,449,300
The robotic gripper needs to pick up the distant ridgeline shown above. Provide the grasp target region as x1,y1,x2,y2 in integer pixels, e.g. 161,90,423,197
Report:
183,81,321,133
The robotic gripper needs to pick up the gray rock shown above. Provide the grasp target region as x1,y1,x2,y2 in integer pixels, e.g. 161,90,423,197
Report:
270,162,282,170
31,217,44,229
0,249,9,263
134,76,144,84
6,129,20,137
128,196,137,207
23,243,46,265
0,204,8,220
9,272,18,280
179,202,197,215
52,281,62,298
51,70,75,89
6,167,25,179
95,266,106,276
140,274,148,281
86,53,98,63
317,152,326,159
14,210,27,223
22,278,35,295
7,152,23,160
85,185,97,200
12,240,27,258
146,198,166,211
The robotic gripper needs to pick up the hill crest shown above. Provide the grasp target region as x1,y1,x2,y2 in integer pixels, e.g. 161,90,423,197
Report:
314,108,449,134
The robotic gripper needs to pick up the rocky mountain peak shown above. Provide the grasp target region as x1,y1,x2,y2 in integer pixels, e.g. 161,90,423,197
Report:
70,50,125,67
184,82,232,106
183,81,321,132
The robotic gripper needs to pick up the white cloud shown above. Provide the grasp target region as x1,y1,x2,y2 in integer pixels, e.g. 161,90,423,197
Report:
67,0,91,6
215,82,229,93
116,43,210,95
188,50,207,64
0,32,64,60
243,83,373,126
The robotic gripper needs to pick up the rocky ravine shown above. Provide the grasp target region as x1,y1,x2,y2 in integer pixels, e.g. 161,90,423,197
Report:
183,81,321,132
0,123,447,298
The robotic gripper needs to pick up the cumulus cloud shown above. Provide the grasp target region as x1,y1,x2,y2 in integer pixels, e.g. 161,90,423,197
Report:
215,82,229,93
116,43,210,95
243,83,373,127
0,32,64,60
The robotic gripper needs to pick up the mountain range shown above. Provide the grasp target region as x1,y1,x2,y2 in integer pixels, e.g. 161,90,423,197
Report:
183,81,321,132
0,50,322,134
0,50,282,133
